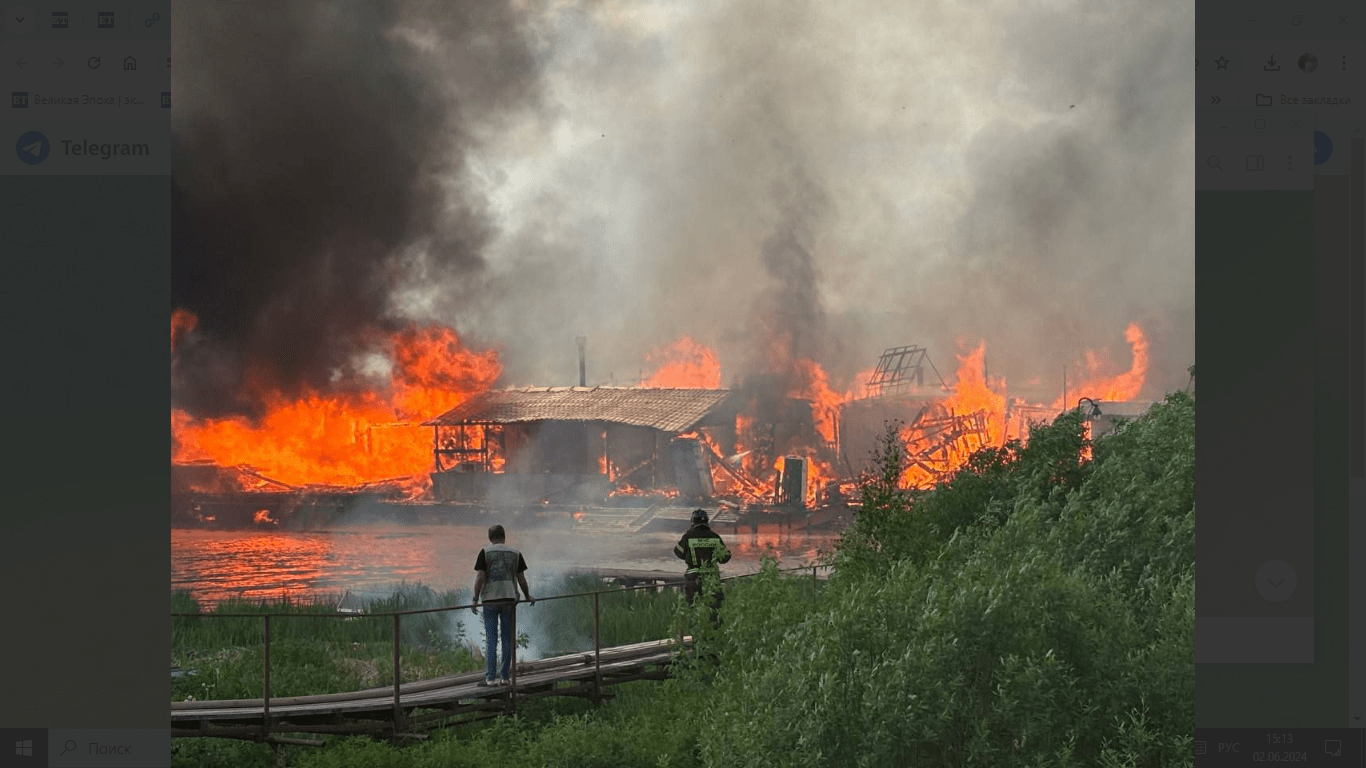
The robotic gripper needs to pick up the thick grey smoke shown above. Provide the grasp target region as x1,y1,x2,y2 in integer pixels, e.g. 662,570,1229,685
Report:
172,0,1193,414
405,0,1192,399
170,0,543,417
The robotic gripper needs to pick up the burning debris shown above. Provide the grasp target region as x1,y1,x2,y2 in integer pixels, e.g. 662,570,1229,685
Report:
170,303,1153,528
171,460,410,528
422,387,730,506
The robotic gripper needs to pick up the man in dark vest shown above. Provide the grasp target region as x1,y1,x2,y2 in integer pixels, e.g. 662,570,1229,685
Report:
471,524,534,686
673,508,731,627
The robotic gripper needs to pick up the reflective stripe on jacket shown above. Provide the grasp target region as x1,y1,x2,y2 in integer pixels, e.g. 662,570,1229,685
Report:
673,524,731,576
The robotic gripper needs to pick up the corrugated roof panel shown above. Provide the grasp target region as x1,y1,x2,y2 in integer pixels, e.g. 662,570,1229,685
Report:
422,387,731,433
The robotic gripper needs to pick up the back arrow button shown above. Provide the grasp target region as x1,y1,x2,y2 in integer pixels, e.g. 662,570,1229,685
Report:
16,57,26,69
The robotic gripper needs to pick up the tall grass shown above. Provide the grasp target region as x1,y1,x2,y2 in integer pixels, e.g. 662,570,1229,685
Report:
171,574,683,702
523,573,681,655
171,582,483,701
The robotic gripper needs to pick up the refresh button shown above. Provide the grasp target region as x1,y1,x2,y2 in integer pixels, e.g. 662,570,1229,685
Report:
87,56,101,69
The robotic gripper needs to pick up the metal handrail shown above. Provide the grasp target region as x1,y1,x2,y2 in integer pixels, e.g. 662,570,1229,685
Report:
168,562,834,619
171,561,835,738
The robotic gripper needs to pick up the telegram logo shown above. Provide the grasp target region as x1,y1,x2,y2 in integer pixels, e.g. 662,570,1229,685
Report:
1314,130,1332,165
16,130,49,164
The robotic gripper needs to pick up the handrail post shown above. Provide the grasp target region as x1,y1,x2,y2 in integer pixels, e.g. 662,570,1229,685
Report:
509,605,517,713
812,565,817,599
392,614,403,734
262,614,271,739
593,591,602,702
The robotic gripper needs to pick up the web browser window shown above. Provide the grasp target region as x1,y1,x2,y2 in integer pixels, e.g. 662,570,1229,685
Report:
1196,3,1365,762
0,1,170,765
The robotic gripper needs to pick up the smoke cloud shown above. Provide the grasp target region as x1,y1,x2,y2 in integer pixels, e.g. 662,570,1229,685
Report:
174,0,1193,411
401,0,1191,398
170,0,543,417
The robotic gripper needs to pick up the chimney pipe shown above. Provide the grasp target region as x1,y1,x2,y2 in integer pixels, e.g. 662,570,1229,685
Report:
576,336,587,387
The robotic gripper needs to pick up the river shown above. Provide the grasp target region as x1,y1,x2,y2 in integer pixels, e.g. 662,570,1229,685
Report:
171,522,840,608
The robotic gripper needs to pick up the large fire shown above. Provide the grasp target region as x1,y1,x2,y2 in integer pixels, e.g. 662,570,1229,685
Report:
171,311,501,490
703,322,1148,496
786,359,840,444
1053,322,1150,408
172,308,1150,507
639,336,721,388
890,323,1148,488
638,323,1150,504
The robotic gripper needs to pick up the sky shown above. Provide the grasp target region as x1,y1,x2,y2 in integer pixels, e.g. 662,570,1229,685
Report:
172,0,1193,415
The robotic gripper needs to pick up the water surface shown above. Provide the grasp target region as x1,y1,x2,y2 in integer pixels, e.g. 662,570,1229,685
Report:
172,523,837,608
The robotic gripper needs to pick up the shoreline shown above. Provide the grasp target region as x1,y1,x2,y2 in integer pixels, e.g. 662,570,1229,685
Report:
171,524,839,610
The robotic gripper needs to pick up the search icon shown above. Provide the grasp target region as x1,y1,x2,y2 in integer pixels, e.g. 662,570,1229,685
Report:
1207,155,1223,170
60,740,77,756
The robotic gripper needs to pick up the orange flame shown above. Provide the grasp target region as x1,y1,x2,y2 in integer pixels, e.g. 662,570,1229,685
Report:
1054,323,1149,408
942,341,1006,446
640,336,721,388
895,340,1006,489
787,359,840,444
171,311,501,489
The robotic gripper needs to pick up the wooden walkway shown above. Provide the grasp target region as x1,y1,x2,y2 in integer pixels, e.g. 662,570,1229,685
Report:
172,563,833,745
172,636,688,742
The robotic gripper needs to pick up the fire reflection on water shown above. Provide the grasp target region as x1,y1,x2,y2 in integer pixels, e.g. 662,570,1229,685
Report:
729,525,816,557
171,529,443,608
172,525,838,610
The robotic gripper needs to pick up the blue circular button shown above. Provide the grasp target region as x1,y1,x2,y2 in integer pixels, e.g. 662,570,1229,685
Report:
15,130,49,165
1314,131,1333,165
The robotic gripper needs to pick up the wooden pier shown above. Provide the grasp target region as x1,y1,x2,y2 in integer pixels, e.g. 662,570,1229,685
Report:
172,637,686,743
172,563,833,746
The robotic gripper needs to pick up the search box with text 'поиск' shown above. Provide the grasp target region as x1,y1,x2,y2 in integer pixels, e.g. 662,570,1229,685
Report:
48,729,170,768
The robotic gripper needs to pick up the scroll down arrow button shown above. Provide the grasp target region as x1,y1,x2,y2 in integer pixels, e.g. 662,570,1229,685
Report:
1255,560,1297,602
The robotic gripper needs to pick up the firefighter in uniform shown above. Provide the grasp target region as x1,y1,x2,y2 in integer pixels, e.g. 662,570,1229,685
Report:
674,508,731,627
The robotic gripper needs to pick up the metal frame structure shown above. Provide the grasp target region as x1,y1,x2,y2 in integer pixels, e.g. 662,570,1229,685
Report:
866,345,947,397
432,423,504,473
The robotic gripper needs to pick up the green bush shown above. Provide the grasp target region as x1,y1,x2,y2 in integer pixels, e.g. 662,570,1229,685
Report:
171,393,1193,766
686,393,1194,767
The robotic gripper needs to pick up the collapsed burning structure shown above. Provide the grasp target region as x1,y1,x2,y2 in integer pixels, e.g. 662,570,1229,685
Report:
422,387,735,505
170,317,1155,531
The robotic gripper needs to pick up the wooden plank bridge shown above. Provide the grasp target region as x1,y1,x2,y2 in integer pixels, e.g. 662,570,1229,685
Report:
172,563,831,746
172,636,686,744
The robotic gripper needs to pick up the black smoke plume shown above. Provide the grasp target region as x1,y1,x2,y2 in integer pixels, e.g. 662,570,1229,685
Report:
171,1,541,417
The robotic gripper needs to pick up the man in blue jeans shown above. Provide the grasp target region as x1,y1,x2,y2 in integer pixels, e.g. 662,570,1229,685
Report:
470,524,535,686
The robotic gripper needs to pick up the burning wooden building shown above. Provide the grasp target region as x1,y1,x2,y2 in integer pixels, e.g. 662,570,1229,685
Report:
422,387,741,505
171,460,408,528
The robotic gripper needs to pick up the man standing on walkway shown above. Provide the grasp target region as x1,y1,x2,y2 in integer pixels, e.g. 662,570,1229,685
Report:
471,524,534,686
674,508,730,627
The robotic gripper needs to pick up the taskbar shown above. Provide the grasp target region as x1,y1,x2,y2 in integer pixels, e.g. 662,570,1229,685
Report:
1195,728,1362,766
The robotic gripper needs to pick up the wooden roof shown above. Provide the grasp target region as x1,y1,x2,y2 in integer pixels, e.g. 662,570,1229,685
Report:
422,387,731,433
